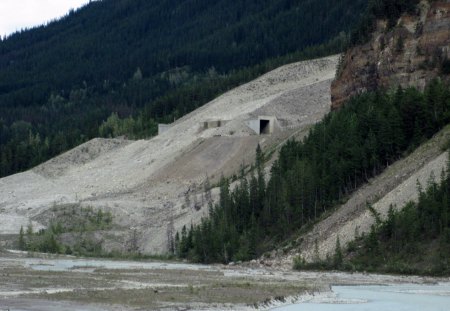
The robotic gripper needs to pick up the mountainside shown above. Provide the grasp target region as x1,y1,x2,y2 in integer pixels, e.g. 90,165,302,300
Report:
3,0,449,271
0,0,367,178
0,55,338,254
269,126,450,270
0,0,364,95
332,0,450,109
3,2,450,309
248,0,450,273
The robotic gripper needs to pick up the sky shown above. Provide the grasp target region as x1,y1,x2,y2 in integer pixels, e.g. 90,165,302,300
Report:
0,0,92,37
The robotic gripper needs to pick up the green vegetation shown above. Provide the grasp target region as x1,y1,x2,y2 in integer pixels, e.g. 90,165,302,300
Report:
177,80,450,263
295,160,450,275
19,205,112,255
354,167,450,275
0,0,367,177
17,204,177,260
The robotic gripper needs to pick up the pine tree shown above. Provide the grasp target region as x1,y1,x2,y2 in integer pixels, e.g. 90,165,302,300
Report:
174,232,180,256
26,222,33,238
255,144,266,212
333,236,343,268
18,226,26,250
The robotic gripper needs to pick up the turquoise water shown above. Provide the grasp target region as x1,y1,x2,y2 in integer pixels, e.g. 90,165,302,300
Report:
274,284,450,311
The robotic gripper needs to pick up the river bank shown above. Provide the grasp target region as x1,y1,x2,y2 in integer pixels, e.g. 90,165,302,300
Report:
0,250,448,310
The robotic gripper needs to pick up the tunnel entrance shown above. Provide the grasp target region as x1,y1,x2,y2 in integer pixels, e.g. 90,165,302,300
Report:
245,116,276,135
259,119,271,135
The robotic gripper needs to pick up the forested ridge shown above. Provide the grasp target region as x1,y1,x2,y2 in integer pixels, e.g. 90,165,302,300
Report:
0,0,367,177
176,80,450,263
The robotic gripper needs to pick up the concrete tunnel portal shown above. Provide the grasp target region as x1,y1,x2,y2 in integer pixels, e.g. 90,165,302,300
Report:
245,116,277,135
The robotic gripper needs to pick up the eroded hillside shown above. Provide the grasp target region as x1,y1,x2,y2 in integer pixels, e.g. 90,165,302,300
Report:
265,126,450,269
0,55,338,254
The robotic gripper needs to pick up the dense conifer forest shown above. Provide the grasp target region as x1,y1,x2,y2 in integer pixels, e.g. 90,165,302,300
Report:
0,0,367,177
176,81,450,263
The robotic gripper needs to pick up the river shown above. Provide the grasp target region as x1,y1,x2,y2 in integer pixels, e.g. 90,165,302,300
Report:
274,284,450,311
2,251,450,310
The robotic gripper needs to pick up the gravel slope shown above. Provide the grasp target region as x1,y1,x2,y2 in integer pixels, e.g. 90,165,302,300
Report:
0,55,339,254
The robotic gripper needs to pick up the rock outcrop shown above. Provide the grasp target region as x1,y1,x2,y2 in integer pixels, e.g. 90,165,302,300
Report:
331,0,450,109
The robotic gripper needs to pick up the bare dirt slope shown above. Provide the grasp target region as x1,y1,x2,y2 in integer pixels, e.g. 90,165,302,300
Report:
0,55,339,254
266,126,450,268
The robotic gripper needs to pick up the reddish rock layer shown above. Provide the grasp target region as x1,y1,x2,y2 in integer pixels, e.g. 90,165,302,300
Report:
331,1,450,110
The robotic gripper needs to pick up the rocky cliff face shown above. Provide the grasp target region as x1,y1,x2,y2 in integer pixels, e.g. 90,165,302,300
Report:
331,0,450,109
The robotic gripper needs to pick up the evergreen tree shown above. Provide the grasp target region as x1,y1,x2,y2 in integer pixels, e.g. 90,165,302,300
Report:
18,226,25,250
333,236,343,268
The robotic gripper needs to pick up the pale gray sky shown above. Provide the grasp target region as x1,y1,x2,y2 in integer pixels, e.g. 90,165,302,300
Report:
0,0,92,37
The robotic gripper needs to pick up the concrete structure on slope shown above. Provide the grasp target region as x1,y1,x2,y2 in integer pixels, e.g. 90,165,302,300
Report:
158,124,172,135
246,116,278,135
202,120,230,130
